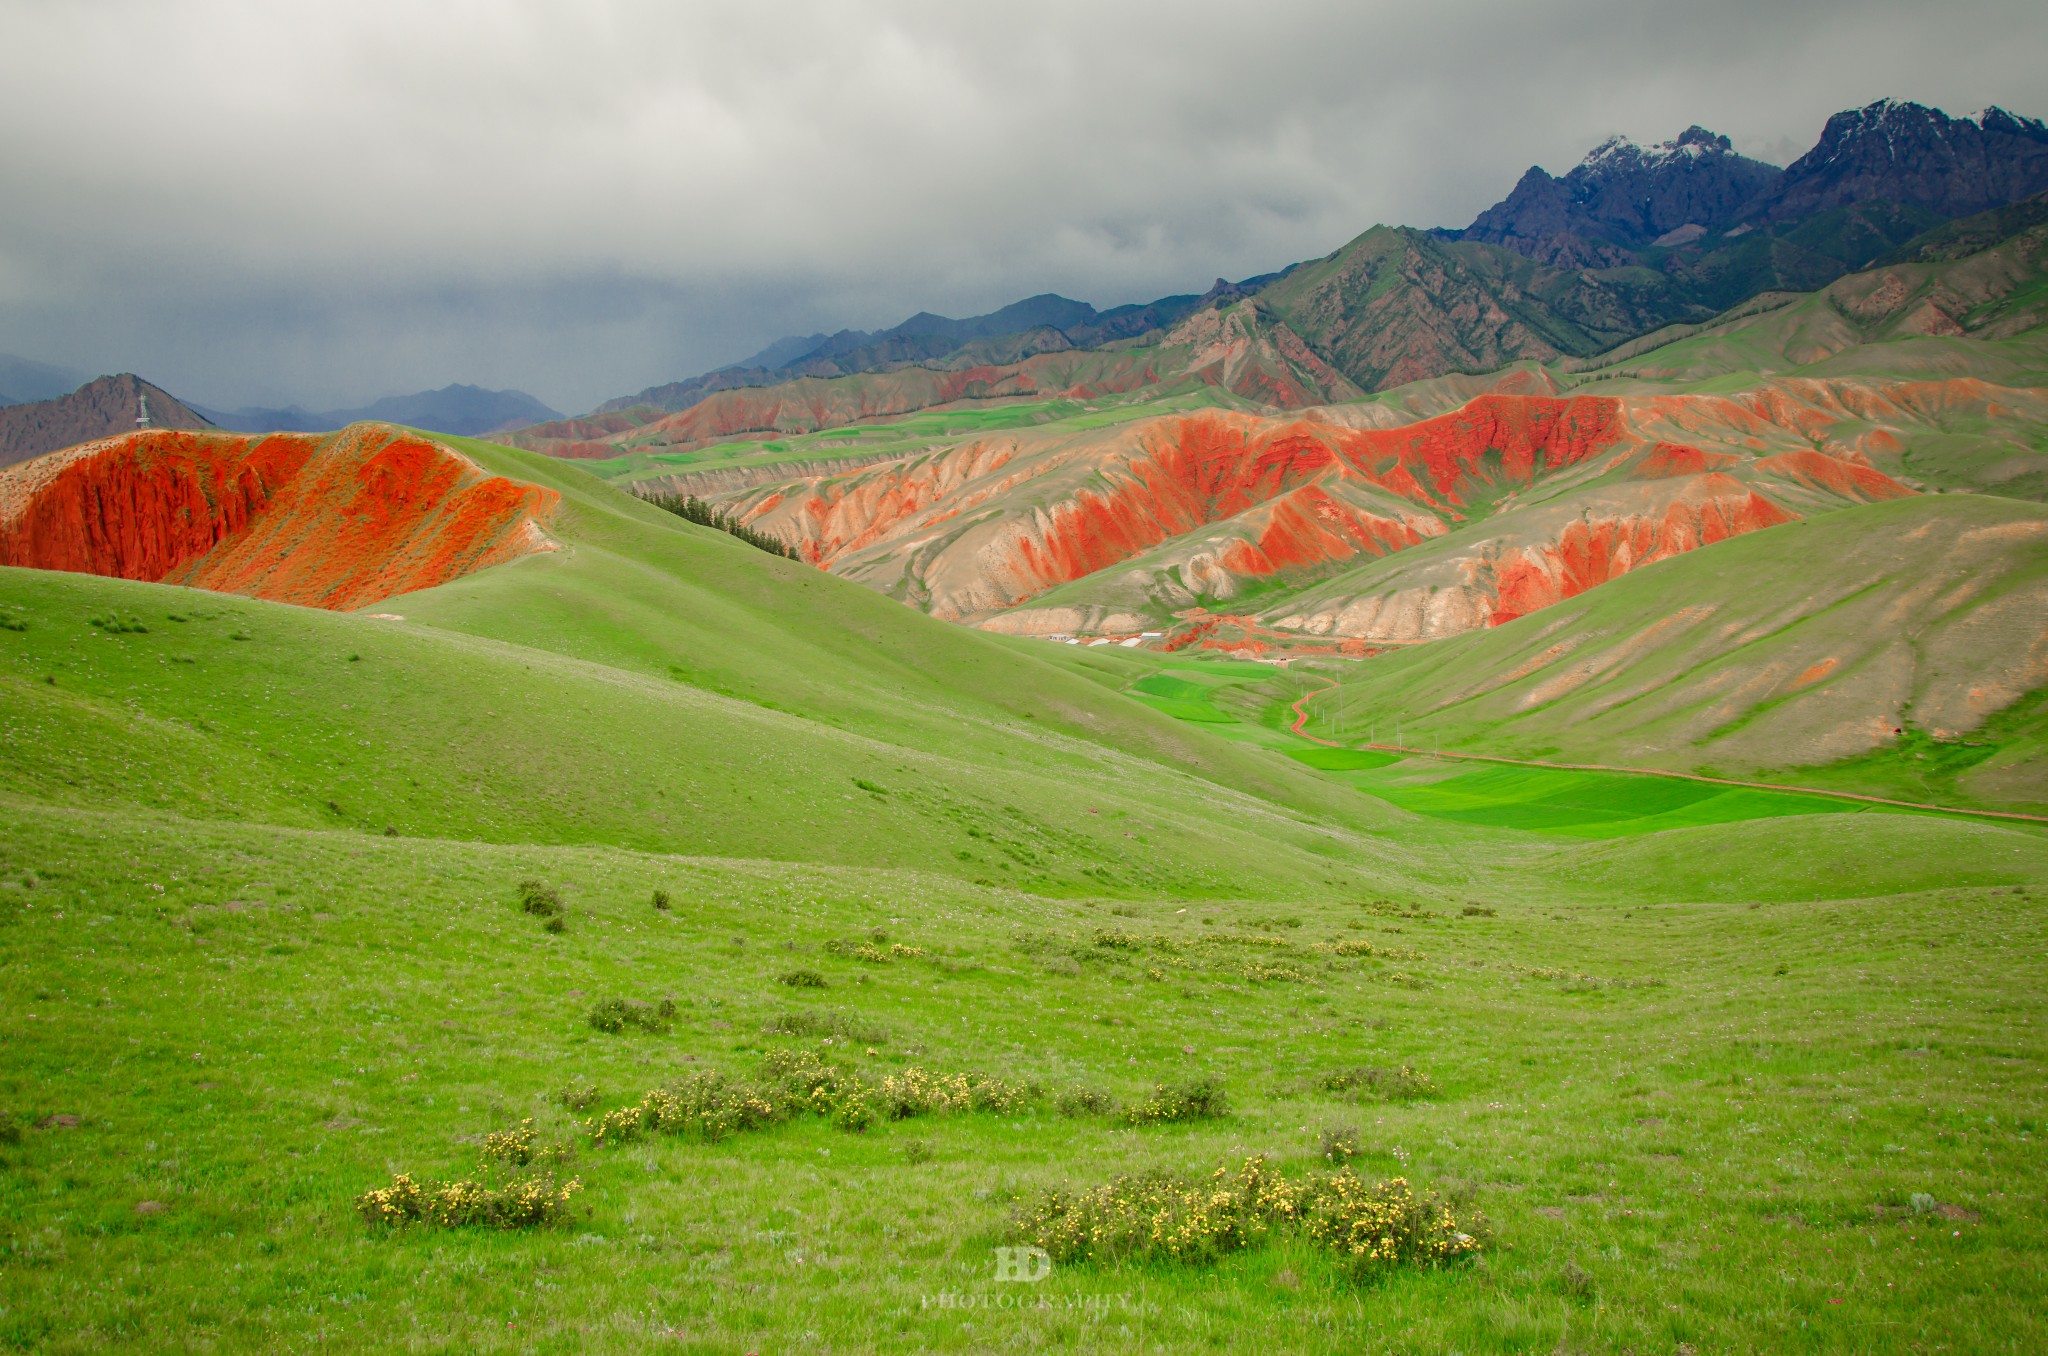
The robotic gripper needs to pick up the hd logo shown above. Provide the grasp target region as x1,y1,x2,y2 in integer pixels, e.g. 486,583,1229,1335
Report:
991,1246,1052,1282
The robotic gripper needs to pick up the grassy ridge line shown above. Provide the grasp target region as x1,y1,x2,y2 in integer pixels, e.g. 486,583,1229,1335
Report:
576,389,1246,487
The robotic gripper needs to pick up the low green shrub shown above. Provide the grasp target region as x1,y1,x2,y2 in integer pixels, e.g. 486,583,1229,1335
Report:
587,998,676,1034
356,1121,581,1230
825,936,923,963
1013,1156,1480,1277
777,969,827,988
1055,1086,1120,1118
1317,1064,1436,1102
1358,899,1436,920
651,889,670,911
587,1071,774,1146
1126,1075,1228,1125
481,1119,573,1168
516,880,563,917
355,1170,581,1229
878,1067,1034,1119
88,613,148,634
557,1081,601,1112
587,1052,1038,1147
1318,1125,1361,1164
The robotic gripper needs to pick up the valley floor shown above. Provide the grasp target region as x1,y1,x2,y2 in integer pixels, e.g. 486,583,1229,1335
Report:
3,797,2045,1353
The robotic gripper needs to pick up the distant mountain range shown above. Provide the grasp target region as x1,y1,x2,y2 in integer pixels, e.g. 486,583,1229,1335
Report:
198,384,560,437
1445,100,2048,267
512,97,2048,457
0,353,90,407
594,276,1283,418
13,98,2047,471
0,376,562,469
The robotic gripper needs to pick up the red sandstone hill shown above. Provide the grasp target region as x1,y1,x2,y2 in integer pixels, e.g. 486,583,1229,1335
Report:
705,377,2039,648
0,374,214,470
0,424,558,611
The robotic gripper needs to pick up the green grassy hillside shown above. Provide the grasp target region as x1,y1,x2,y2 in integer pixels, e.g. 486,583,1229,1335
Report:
3,430,2045,1352
0,436,1434,902
1284,495,2048,811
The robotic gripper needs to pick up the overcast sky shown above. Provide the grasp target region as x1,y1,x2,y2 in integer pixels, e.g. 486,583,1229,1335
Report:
1,0,2043,413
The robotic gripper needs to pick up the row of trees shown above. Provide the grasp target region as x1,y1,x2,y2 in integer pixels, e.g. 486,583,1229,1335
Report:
641,492,800,560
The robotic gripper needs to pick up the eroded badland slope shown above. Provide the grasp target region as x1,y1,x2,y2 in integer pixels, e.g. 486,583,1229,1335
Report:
0,425,558,610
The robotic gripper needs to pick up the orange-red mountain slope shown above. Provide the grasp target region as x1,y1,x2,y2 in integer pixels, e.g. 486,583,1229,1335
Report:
0,424,558,610
713,379,1988,643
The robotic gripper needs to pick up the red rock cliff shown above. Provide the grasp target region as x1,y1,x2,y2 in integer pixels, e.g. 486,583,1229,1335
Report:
0,424,558,609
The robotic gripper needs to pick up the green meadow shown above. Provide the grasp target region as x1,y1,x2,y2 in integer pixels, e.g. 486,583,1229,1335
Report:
3,442,2045,1352
1023,640,1943,839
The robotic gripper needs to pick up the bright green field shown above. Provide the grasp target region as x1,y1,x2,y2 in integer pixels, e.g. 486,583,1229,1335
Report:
3,436,2046,1352
1017,641,1900,841
1330,762,1883,838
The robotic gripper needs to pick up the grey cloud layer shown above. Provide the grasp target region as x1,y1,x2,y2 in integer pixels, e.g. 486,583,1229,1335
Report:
1,0,2042,411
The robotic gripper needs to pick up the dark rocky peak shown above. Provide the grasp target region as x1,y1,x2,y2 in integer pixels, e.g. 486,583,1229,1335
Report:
1745,99,2048,222
1575,125,1740,177
1460,124,1779,258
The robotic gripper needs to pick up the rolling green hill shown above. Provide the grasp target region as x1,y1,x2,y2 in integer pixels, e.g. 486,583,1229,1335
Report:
0,432,1424,901
1287,494,2048,811
3,427,2045,1353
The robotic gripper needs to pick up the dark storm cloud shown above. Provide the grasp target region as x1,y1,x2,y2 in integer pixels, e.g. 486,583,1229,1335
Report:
1,0,2042,412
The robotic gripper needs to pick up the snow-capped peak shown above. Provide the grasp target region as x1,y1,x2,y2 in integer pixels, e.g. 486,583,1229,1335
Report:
1972,106,2048,136
1576,126,1732,175
1579,135,1638,169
